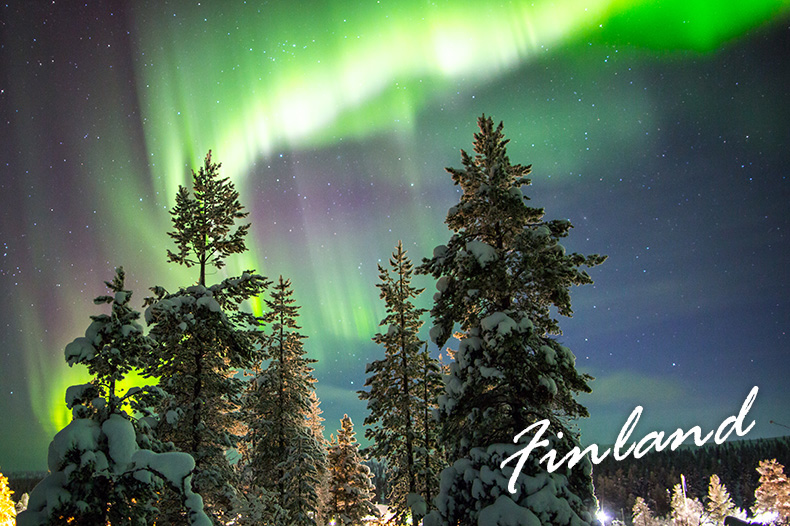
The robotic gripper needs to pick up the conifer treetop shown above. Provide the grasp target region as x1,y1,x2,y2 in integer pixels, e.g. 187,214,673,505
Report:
706,474,736,525
375,240,425,332
64,267,152,414
337,414,356,445
327,414,379,524
263,275,303,334
241,274,323,525
167,150,250,286
445,115,535,241
421,114,606,342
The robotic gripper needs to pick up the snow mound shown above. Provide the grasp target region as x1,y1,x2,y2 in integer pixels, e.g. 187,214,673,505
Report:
65,383,93,408
121,322,142,337
466,240,497,266
481,312,517,337
196,295,221,312
429,444,596,526
478,495,541,526
47,418,101,472
114,291,129,305
408,492,427,519
539,376,558,396
21,413,211,526
132,449,194,487
64,337,96,365
540,345,557,366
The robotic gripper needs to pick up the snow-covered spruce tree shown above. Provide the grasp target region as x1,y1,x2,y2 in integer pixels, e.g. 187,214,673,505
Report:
753,459,790,524
0,472,14,525
706,474,735,525
327,415,379,525
17,269,211,526
631,496,656,526
242,276,324,525
307,390,331,524
419,115,605,526
144,273,266,524
144,150,269,524
359,240,442,523
670,482,703,526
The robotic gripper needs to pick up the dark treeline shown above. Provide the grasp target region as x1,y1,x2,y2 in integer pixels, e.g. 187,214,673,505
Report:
593,435,790,519
7,474,44,499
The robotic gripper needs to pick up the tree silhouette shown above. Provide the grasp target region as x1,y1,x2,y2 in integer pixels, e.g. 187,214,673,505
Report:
167,150,249,286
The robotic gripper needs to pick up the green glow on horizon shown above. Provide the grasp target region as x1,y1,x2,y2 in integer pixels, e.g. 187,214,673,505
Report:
20,306,84,435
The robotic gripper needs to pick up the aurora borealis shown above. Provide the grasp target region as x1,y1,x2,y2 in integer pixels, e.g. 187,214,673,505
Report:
1,0,789,472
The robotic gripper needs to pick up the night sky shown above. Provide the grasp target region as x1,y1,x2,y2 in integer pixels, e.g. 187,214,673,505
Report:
1,1,789,473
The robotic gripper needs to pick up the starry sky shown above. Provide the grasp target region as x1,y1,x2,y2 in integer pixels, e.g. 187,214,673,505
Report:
1,1,789,473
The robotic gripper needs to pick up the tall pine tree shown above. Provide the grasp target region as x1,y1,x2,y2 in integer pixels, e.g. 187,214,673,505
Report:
419,116,605,526
167,150,250,287
415,342,445,519
327,415,379,525
360,241,441,523
145,151,269,524
243,276,324,526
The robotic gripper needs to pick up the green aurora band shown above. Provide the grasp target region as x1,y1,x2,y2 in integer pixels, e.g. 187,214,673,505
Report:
17,0,789,443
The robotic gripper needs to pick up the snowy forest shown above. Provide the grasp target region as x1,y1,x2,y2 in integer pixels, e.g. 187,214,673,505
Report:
2,116,789,526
